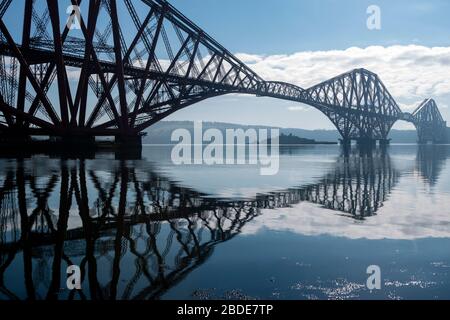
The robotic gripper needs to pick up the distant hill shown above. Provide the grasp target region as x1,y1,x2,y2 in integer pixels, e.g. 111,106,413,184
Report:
143,121,278,144
266,133,337,145
143,121,420,144
281,127,419,143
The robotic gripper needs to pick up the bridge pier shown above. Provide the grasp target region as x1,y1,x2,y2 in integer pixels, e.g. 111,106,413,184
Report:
113,135,143,159
114,134,143,149
356,137,377,148
339,138,351,147
340,137,390,147
0,128,144,156
417,137,447,144
57,135,96,147
0,129,31,146
418,138,434,145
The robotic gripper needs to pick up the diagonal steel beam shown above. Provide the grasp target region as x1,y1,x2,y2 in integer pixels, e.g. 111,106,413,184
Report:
47,0,70,126
109,0,129,133
85,5,159,128
26,0,84,127
0,97,54,130
69,0,122,129
129,8,165,127
15,0,33,127
0,18,60,125
73,0,101,127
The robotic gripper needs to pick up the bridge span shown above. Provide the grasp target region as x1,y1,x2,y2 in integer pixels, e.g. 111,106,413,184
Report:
0,0,447,147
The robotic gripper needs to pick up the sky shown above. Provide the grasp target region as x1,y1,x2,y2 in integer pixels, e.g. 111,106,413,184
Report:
163,0,450,130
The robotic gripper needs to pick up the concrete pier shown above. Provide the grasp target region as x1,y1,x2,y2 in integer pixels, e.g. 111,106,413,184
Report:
114,135,143,149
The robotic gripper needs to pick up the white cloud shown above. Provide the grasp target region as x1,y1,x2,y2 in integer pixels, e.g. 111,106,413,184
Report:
288,105,310,112
236,45,450,106
66,67,81,81
398,102,420,112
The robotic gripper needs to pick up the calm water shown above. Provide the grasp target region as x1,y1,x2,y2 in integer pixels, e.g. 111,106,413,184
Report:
0,144,450,300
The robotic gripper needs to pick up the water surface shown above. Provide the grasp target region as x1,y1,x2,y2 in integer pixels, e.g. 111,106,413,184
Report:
0,144,449,300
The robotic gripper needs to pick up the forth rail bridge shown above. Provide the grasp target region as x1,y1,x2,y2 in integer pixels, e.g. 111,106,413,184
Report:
0,0,448,149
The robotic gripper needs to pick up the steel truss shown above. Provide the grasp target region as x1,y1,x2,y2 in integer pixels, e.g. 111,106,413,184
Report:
410,99,447,143
0,0,447,144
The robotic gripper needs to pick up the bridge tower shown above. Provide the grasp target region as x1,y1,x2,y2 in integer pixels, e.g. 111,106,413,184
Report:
403,99,448,144
304,69,402,146
414,99,447,144
0,0,262,148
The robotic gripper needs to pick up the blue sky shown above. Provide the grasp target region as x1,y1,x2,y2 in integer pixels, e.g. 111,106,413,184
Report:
169,0,450,53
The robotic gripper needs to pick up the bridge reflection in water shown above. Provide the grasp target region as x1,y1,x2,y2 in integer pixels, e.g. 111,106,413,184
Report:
0,146,447,300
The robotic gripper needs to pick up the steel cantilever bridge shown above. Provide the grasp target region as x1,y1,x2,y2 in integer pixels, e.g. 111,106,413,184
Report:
0,0,447,146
